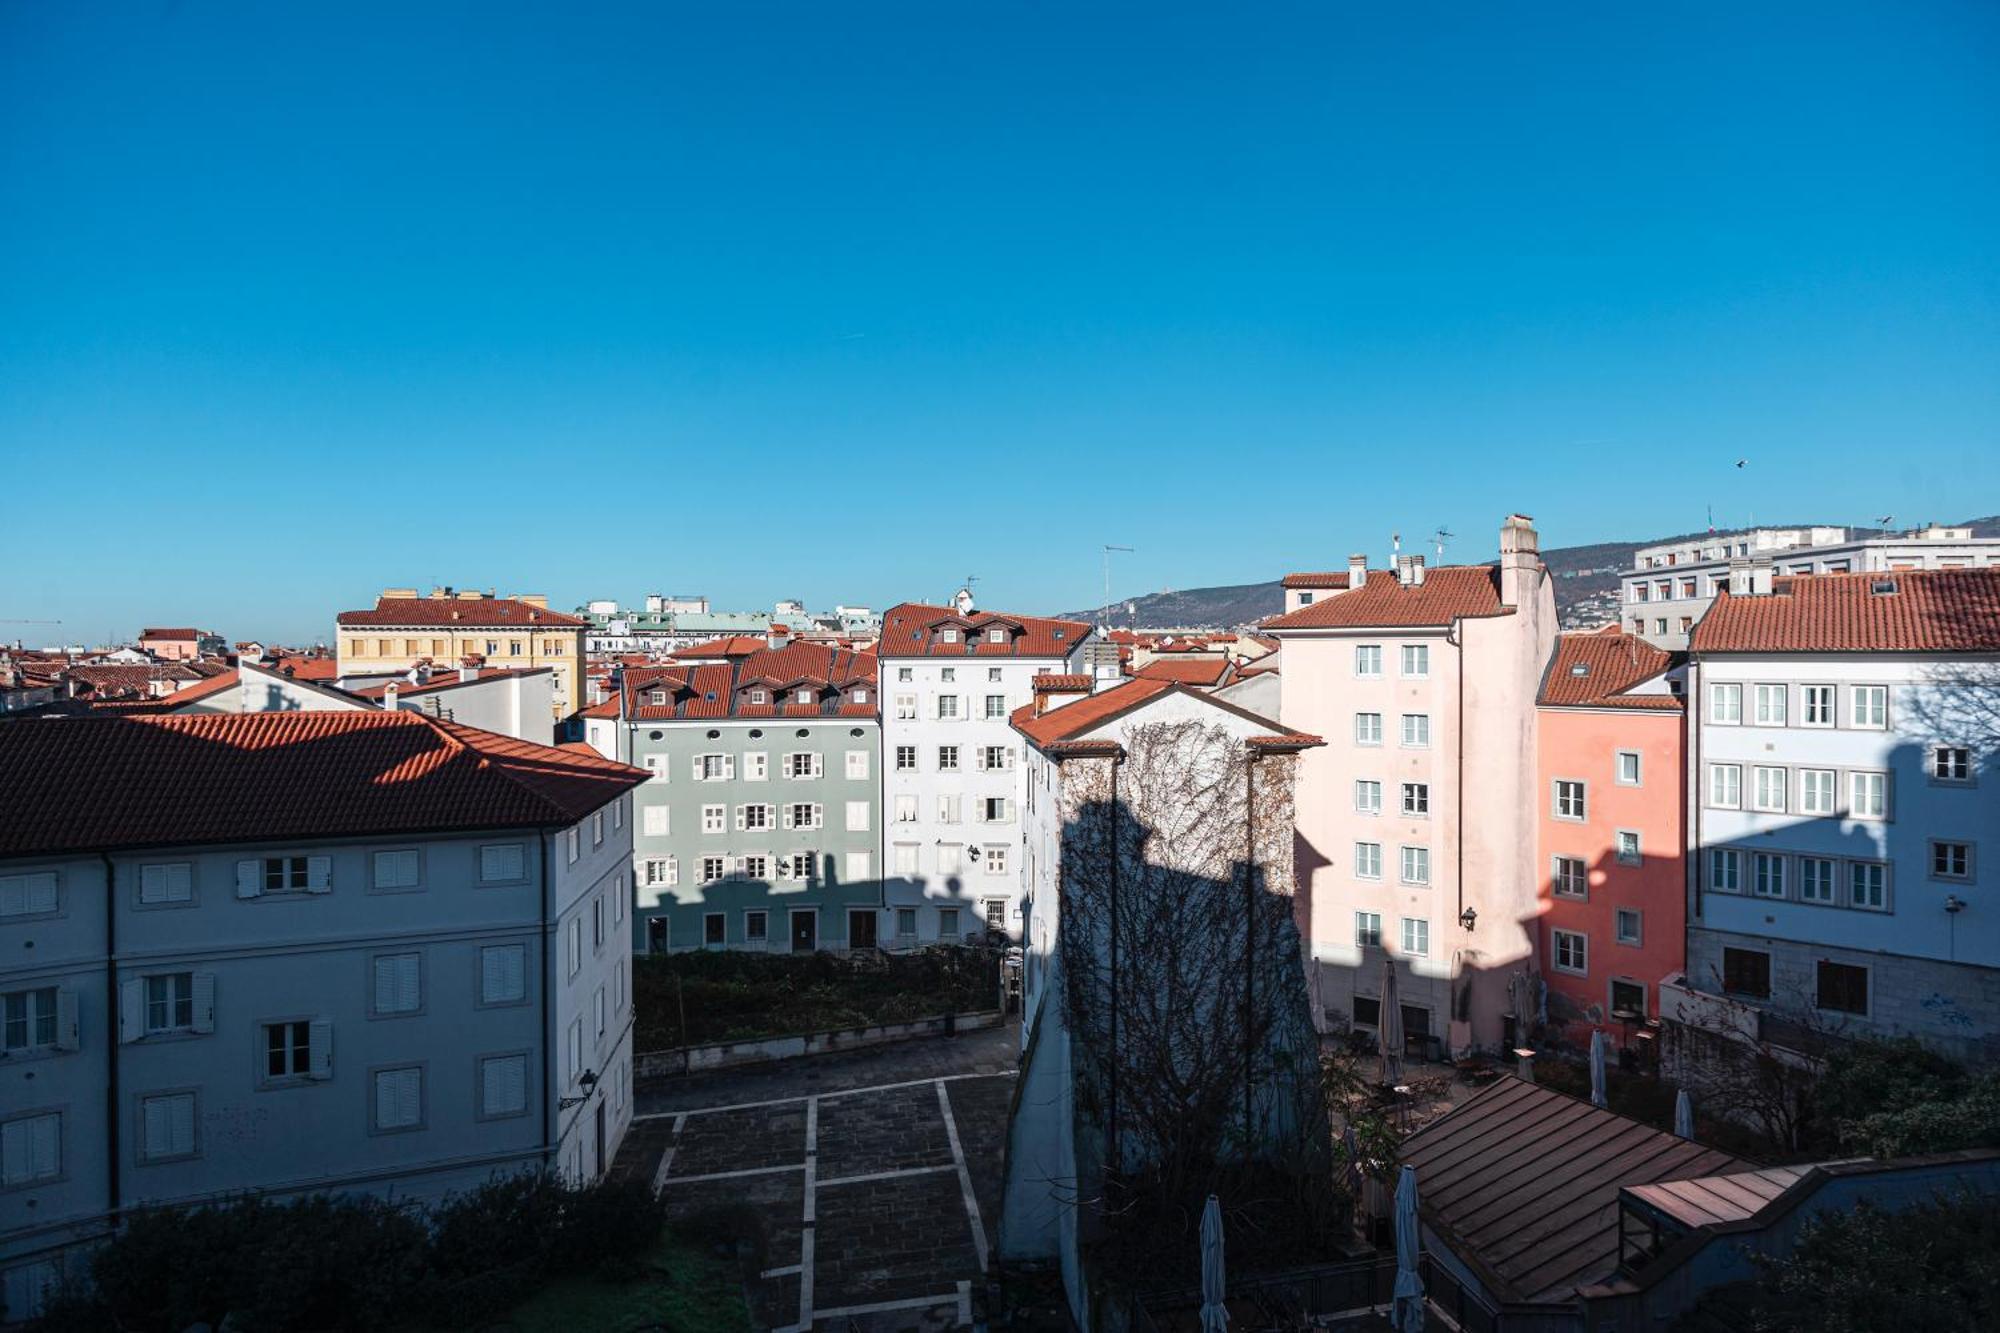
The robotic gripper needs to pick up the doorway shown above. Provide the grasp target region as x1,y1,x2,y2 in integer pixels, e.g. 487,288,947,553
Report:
790,910,818,952
593,1101,606,1181
848,909,879,950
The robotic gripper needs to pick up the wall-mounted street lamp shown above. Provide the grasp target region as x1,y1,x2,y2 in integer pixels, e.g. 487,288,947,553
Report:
1945,896,1966,914
559,1069,600,1110
1458,906,1478,931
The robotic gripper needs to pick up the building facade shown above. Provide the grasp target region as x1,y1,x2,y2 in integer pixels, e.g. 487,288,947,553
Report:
0,712,646,1319
1682,568,2000,1064
1534,628,1687,1048
579,640,882,953
336,589,587,719
1268,516,1560,1056
1623,524,2000,649
877,596,1093,946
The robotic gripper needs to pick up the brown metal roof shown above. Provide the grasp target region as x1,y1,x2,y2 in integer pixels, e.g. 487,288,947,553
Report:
1622,1165,1811,1228
1398,1077,1750,1304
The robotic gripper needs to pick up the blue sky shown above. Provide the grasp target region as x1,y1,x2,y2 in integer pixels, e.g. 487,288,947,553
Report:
3,2,1995,644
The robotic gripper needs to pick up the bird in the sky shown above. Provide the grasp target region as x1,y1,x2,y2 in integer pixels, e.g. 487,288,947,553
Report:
1735,458,1748,468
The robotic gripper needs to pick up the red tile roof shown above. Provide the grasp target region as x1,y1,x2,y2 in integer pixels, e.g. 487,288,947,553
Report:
0,712,647,859
140,627,204,640
1263,567,1508,631
344,667,550,701
1690,569,2000,654
336,597,588,629
670,636,769,659
605,644,877,721
1030,673,1093,693
877,603,1090,659
1538,629,1681,710
1282,572,1356,589
275,657,341,682
1011,677,1319,752
159,669,241,708
1131,658,1233,686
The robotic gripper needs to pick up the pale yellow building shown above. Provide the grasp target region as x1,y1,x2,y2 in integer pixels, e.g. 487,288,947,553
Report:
335,588,587,719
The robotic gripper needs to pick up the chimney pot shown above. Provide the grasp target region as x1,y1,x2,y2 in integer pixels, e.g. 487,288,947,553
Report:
1348,554,1368,589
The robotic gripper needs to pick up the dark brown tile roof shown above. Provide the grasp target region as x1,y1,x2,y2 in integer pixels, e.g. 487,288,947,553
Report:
1538,627,1682,710
1690,568,2000,654
337,597,588,629
1132,657,1233,686
1263,567,1509,631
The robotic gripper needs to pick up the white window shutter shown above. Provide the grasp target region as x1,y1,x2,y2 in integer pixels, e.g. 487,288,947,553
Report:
305,856,332,893
813,803,823,830
373,957,397,1013
667,858,679,886
55,987,80,1052
724,755,736,780
236,859,262,899
307,1019,333,1080
734,806,746,831
119,978,144,1044
691,756,703,780
140,863,166,902
142,1098,170,1159
974,748,987,771
191,973,216,1034
783,805,795,829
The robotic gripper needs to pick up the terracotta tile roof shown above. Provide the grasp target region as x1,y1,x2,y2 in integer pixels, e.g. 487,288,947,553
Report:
1538,629,1682,711
1030,673,1093,693
1011,677,1320,752
274,657,340,682
1263,567,1508,631
337,597,588,629
605,644,877,722
1690,569,2000,654
1131,658,1233,686
345,667,550,701
63,665,205,699
877,602,1090,659
670,636,769,659
0,712,647,859
140,627,203,640
159,669,241,708
1282,572,1356,589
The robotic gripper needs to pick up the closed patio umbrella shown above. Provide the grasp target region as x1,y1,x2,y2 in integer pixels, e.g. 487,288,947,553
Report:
1379,959,1404,1086
1674,1088,1695,1140
1589,1030,1610,1109
1200,1194,1228,1333
1340,1123,1363,1199
1391,1165,1425,1332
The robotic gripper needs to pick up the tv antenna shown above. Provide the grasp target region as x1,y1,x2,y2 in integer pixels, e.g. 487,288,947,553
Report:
1102,545,1134,625
1432,527,1454,560
1876,515,1894,530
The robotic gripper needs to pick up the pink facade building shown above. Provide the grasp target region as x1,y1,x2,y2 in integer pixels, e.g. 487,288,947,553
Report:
1534,628,1686,1051
1269,515,1558,1057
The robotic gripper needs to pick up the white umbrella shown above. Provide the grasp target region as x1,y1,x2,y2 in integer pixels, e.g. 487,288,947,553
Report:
1199,1193,1228,1333
1391,1165,1425,1332
1674,1088,1695,1140
1379,959,1404,1086
1589,1030,1609,1109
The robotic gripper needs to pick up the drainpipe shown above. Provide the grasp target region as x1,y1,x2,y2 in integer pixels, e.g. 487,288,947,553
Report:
1688,655,1703,924
1243,748,1260,1139
100,853,120,1220
1107,752,1122,1172
540,830,555,1171
1450,620,1467,1039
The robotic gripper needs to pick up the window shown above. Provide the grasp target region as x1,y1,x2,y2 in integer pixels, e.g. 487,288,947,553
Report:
894,794,917,823
939,908,961,939
592,896,604,948
896,908,918,938
984,845,1009,875
372,1066,424,1132
700,804,725,834
3,987,59,1052
139,1092,197,1163
746,911,768,942
1802,684,1835,727
592,811,604,846
1797,768,1836,816
937,793,961,823
1816,961,1868,1015
784,752,822,779
1354,780,1382,815
1800,857,1837,904
1401,918,1430,957
1354,842,1382,879
894,694,917,720
782,851,816,882
566,918,582,977
937,695,960,720
1851,861,1888,911
741,803,772,831
940,630,959,645
0,872,59,919
1615,751,1641,786
1609,979,1646,1017
938,843,964,875
845,850,870,881
642,754,668,781
1355,912,1382,948
1553,780,1585,820
845,801,870,832
1355,712,1383,745
480,1054,528,1119
1708,682,1741,724
979,745,1012,771
985,694,1006,719
701,856,727,883
1400,644,1429,677
989,667,1004,680
1351,996,1381,1027
1401,783,1429,816
1722,947,1770,999
893,843,919,875
1849,771,1888,819
897,667,913,683
1615,909,1642,945
1850,685,1888,729
696,753,727,780
704,914,725,946
1615,830,1642,866
895,745,917,771
1709,848,1741,893
138,862,194,905
479,945,527,1005
1930,841,1971,881
1355,645,1382,677
743,751,768,781
1751,766,1787,813
981,796,1012,823
1933,747,1972,782
640,857,677,891
937,745,960,771
845,750,869,780
256,856,326,893
479,844,525,883
263,1020,318,1081
1552,856,1587,899
1552,929,1587,975
1400,846,1430,885
785,802,822,830
2,1112,61,1185
1400,713,1430,748
565,827,579,865
138,972,192,1035
740,854,768,880
1753,684,1787,726
1751,852,1786,899
1708,764,1742,809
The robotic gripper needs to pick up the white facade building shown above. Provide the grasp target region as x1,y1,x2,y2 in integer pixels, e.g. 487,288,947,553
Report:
877,596,1092,946
1683,568,2000,1062
1624,523,2000,649
0,713,646,1318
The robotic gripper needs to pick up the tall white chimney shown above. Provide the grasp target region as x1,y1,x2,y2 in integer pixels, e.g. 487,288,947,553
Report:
1498,513,1540,608
1348,554,1368,589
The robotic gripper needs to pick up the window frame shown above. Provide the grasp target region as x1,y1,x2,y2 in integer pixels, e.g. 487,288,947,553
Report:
1552,778,1586,822
1614,750,1641,787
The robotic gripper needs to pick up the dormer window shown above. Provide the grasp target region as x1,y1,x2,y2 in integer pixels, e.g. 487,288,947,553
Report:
751,689,767,704
854,688,870,703
988,627,1007,644
797,689,813,704
1871,579,1897,595
649,689,667,705
940,628,960,644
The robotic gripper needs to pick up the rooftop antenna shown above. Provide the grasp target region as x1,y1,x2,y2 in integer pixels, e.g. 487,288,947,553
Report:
1432,527,1454,561
1876,514,1894,530
1102,545,1134,626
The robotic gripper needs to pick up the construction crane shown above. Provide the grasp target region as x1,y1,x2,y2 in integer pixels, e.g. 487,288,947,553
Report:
0,619,61,624
1102,545,1134,626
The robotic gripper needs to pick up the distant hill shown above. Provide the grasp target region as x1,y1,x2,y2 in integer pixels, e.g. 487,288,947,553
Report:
1061,516,2000,631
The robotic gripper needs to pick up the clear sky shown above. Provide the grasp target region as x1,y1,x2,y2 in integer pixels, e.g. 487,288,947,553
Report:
3,2,1995,645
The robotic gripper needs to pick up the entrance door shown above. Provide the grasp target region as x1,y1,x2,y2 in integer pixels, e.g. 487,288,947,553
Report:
848,910,879,950
646,918,668,954
1402,1005,1431,1060
593,1101,606,1181
791,910,818,952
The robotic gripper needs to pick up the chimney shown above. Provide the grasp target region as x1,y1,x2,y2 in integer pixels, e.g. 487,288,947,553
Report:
1729,556,1775,596
767,623,793,649
1348,554,1368,589
517,594,549,609
1395,554,1426,587
1498,513,1541,608
383,683,399,710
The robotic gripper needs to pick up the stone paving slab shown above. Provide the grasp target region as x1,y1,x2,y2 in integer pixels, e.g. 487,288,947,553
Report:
658,1169,807,1272
813,1169,979,1311
818,1082,955,1180
670,1101,810,1177
944,1076,1012,1231
637,1025,1019,1115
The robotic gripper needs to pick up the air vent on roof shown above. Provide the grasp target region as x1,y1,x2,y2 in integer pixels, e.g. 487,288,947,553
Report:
1871,579,1898,595
1570,663,1590,677
1054,630,1065,639
704,692,716,701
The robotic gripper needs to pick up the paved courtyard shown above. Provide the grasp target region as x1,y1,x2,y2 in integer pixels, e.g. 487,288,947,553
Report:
616,1029,1019,1331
